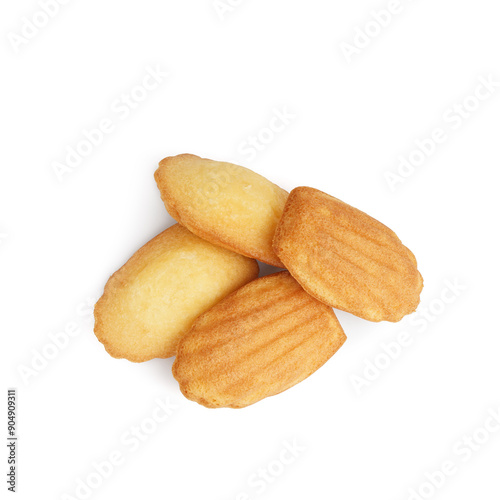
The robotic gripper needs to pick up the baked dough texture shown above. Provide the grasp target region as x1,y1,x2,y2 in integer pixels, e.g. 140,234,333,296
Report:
273,187,423,322
172,271,346,408
154,154,288,267
94,224,259,362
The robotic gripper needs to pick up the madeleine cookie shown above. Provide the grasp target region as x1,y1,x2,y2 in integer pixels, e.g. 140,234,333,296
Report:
154,154,288,267
94,224,258,362
173,271,346,408
273,187,423,322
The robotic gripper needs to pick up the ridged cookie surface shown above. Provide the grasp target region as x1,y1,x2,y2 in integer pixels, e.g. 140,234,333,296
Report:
94,224,258,362
154,154,288,267
173,271,346,408
273,187,423,322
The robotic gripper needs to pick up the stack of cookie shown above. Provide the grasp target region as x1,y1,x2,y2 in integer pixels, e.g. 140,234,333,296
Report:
94,154,423,408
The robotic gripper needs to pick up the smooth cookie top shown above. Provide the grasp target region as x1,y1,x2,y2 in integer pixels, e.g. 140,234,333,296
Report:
155,154,289,267
94,224,259,362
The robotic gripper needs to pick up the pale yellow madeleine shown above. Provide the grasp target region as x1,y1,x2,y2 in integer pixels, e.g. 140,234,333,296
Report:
154,154,288,267
94,224,259,362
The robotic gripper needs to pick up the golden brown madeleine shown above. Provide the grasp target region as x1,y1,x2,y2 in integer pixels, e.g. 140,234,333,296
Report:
94,224,258,362
154,154,288,267
173,271,346,408
273,187,423,322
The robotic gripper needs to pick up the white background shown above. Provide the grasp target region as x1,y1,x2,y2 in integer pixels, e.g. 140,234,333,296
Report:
1,1,500,499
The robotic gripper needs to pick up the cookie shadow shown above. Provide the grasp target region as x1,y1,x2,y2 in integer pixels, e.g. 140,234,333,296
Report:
258,262,284,278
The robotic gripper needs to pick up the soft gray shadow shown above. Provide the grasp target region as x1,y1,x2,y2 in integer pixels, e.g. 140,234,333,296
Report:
258,262,285,277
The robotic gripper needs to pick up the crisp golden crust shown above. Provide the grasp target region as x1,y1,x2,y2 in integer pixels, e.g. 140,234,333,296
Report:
94,224,259,362
273,187,423,322
154,154,288,267
172,271,346,408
